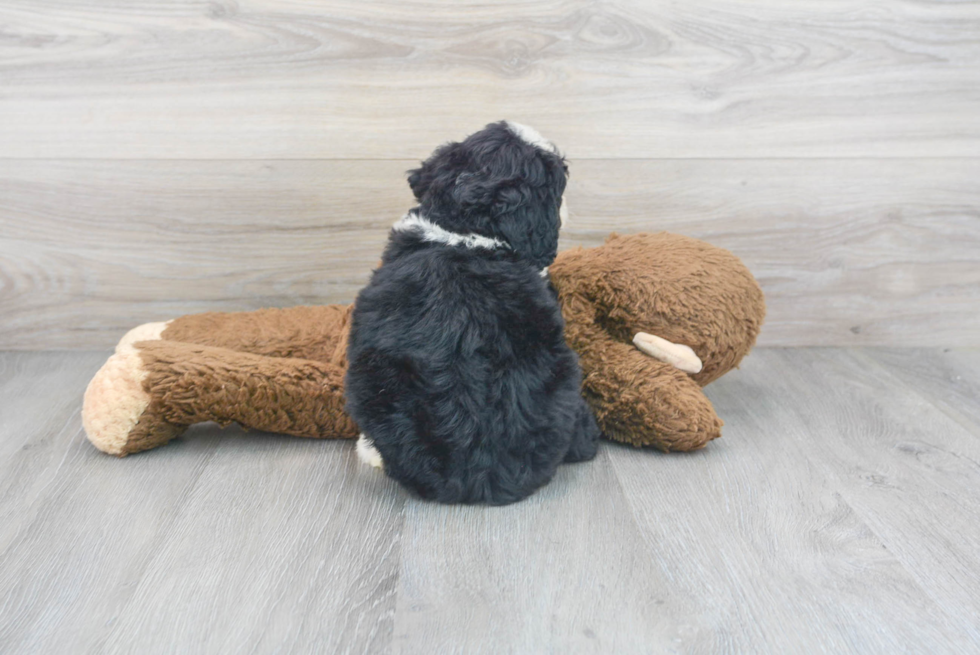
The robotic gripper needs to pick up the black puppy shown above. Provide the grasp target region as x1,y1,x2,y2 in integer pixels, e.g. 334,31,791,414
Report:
345,121,600,505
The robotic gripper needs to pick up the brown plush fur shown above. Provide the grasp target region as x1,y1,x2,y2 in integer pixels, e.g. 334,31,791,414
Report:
138,340,356,437
102,306,359,455
164,304,353,366
82,232,764,456
550,232,766,450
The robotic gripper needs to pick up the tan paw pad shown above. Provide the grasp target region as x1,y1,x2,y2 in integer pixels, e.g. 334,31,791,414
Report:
82,349,151,456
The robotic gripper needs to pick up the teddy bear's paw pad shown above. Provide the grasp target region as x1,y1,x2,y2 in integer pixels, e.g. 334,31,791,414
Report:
633,332,703,374
82,349,153,456
116,320,171,353
356,433,384,470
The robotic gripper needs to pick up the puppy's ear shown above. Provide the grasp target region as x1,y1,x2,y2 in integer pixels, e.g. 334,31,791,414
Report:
407,141,466,202
493,188,562,270
455,150,568,270
407,165,429,201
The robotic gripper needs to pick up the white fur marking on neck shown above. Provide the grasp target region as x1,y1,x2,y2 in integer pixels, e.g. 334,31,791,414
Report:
392,212,510,251
540,267,549,278
505,121,558,153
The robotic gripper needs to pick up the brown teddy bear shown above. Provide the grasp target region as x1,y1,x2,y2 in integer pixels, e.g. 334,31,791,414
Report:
82,232,765,457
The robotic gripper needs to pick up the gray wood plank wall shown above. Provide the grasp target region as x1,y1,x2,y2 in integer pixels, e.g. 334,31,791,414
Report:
1,1,978,349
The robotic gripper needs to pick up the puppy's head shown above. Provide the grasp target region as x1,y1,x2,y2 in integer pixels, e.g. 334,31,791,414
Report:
407,121,568,270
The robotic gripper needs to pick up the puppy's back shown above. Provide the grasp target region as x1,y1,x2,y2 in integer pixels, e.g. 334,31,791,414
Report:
345,247,581,504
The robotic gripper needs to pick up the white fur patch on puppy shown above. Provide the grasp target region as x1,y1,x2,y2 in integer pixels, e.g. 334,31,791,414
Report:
356,433,384,469
393,211,510,251
505,122,567,227
505,121,558,154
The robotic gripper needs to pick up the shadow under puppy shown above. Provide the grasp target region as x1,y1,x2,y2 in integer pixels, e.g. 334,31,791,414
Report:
345,121,601,505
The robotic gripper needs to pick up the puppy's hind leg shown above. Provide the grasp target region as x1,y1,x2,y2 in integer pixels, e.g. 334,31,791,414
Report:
564,399,601,463
356,433,385,470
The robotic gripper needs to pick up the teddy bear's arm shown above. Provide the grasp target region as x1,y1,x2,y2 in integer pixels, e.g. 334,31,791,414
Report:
83,338,358,456
579,335,722,451
561,293,722,452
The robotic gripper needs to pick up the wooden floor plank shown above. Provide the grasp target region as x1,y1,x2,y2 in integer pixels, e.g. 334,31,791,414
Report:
0,0,978,158
720,348,980,647
98,436,405,655
3,349,980,652
859,348,980,436
389,448,696,654
3,159,977,350
0,405,221,653
0,353,405,654
607,370,969,653
0,351,107,551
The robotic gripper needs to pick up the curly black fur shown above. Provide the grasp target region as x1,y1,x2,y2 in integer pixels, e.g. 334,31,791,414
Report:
345,121,600,505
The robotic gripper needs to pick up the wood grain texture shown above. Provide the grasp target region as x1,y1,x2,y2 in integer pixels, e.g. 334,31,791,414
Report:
3,349,980,653
0,351,107,553
608,371,973,652
390,449,693,654
3,158,978,349
0,0,978,159
96,438,406,654
0,160,412,349
0,352,405,654
569,159,980,347
723,348,980,646
860,348,980,436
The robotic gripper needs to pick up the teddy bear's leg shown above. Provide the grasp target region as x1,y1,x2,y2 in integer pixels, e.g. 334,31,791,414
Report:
160,304,354,363
83,339,357,456
82,320,185,455
83,337,188,456
577,338,723,451
138,339,357,438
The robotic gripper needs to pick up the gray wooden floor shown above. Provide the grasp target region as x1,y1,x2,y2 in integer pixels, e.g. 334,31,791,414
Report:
2,349,979,654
